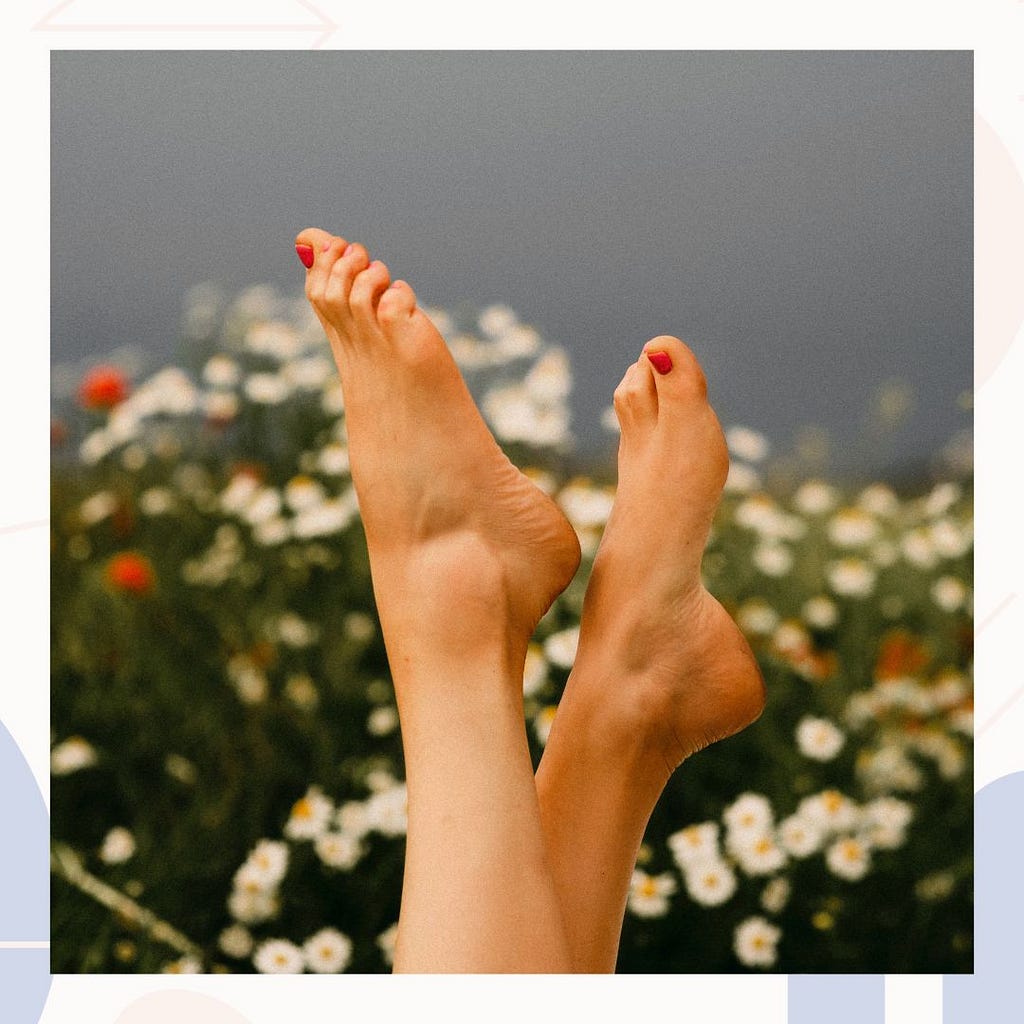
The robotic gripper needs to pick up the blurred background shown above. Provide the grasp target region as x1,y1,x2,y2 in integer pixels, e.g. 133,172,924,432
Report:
50,51,973,975
52,50,971,480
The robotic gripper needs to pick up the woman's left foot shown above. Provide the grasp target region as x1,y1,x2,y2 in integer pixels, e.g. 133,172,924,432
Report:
551,336,765,777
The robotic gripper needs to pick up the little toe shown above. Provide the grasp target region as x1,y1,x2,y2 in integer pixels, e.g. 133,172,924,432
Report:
612,359,658,433
349,260,392,321
642,335,708,402
323,242,371,313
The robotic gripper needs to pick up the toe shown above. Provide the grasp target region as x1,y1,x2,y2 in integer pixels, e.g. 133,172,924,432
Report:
642,335,708,400
377,279,417,325
305,235,347,309
323,242,371,313
349,260,392,320
612,359,658,431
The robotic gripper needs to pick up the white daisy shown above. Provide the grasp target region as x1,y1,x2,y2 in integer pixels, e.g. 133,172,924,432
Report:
752,543,794,577
726,426,770,463
795,716,845,762
292,491,360,538
827,508,879,548
317,442,350,476
683,858,737,907
284,787,334,841
723,793,774,837
736,599,780,637
336,801,371,839
79,491,117,525
303,927,353,974
797,790,859,835
801,595,838,630
731,832,787,877
99,827,136,865
667,822,721,868
524,347,571,402
276,612,319,648
244,372,291,405
139,487,175,516
627,870,677,918
856,483,899,518
364,784,408,837
826,557,877,598
218,924,254,959
242,839,289,886
478,304,518,337
284,475,327,513
253,938,305,974
733,916,781,968
931,576,967,612
227,888,278,924
543,626,580,669
202,354,240,388
793,480,838,516
367,705,399,737
344,612,376,642
930,518,971,558
557,480,615,529
900,527,939,569
825,836,872,881
202,390,239,422
315,831,363,871
923,482,961,518
51,736,98,775
778,814,825,859
772,620,810,656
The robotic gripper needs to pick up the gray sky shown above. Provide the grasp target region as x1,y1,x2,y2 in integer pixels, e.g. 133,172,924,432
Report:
51,51,971,477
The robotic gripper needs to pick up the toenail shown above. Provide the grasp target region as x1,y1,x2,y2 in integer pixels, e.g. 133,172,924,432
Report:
321,240,333,252
647,351,673,375
295,244,314,269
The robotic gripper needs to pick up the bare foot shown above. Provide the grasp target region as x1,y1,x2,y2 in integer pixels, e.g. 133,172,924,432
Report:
564,335,765,775
294,229,580,669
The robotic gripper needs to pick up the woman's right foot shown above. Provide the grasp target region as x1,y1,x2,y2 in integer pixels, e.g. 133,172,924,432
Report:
554,336,765,777
295,229,580,671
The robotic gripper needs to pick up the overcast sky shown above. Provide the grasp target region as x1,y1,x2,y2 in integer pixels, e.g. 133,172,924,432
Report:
51,51,972,477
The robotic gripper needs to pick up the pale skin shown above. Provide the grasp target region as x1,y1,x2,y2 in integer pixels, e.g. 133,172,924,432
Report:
295,228,765,972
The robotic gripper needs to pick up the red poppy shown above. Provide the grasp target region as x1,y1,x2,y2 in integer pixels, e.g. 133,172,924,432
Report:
105,552,155,595
79,365,129,410
874,629,930,680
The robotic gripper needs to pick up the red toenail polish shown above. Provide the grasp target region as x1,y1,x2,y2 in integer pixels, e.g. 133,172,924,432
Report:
295,244,314,269
647,351,673,375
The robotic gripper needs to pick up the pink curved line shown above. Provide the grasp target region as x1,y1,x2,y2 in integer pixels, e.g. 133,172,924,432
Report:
0,518,49,536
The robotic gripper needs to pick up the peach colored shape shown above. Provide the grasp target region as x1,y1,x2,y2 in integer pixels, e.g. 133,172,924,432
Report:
115,991,252,1024
976,113,1024,388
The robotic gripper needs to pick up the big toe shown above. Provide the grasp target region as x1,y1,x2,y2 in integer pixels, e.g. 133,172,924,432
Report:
642,335,708,403
294,227,343,265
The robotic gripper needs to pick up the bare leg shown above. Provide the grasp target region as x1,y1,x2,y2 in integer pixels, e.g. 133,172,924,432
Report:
295,230,580,972
535,336,766,972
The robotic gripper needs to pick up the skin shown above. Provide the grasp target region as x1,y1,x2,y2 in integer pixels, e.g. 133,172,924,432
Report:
295,229,765,973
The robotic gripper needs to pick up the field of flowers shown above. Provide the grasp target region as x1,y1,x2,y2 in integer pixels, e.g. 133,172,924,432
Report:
50,284,973,974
